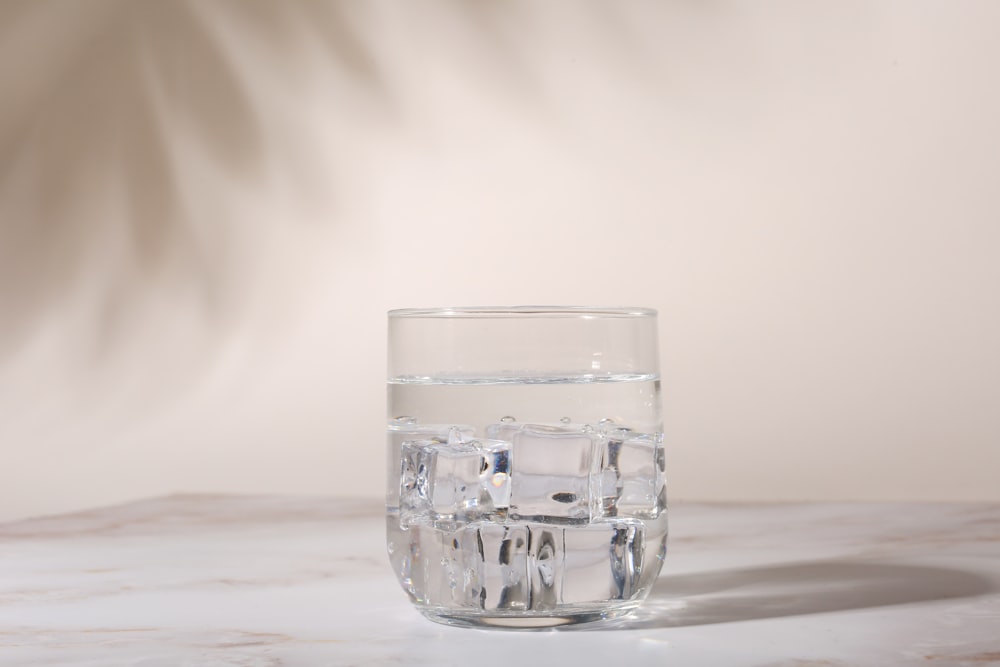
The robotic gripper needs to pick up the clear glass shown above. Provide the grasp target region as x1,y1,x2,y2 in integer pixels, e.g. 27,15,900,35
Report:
386,306,667,628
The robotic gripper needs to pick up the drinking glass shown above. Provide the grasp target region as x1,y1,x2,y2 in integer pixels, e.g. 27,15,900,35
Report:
386,306,667,628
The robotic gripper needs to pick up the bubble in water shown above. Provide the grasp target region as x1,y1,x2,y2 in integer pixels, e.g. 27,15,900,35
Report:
393,416,417,425
560,417,571,424
581,424,594,433
598,418,616,427
500,416,516,423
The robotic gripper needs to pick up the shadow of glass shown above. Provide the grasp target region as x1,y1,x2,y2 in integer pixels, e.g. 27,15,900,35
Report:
597,560,996,630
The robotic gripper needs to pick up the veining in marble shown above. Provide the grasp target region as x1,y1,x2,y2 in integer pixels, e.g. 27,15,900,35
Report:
1,496,998,666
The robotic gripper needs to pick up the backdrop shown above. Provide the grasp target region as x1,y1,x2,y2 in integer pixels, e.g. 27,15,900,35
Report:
2,0,998,520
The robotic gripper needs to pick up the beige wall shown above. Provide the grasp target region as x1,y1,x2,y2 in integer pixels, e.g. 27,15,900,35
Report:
1,1,998,520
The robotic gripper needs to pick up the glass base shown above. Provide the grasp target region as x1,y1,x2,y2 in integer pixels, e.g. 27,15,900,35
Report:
417,603,639,630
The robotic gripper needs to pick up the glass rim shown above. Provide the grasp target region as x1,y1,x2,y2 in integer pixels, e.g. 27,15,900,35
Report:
388,305,657,319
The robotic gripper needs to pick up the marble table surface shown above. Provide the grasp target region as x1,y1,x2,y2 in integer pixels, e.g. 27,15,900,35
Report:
1,496,999,666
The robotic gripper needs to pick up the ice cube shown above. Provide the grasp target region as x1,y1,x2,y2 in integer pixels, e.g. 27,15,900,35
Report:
400,439,482,526
386,422,474,509
393,519,649,611
477,523,529,611
637,510,669,594
526,525,562,609
617,433,664,517
399,437,512,527
561,519,645,603
500,520,647,608
394,521,484,608
385,515,418,601
490,423,600,523
596,429,665,518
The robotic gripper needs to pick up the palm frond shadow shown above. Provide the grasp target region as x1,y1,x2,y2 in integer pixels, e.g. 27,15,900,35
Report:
0,1,648,366
0,0,386,360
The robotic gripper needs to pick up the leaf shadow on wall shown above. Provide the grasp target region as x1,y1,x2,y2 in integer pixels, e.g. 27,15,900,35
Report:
0,0,386,366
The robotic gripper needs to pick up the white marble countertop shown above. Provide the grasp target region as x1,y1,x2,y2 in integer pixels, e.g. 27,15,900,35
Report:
1,496,998,666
